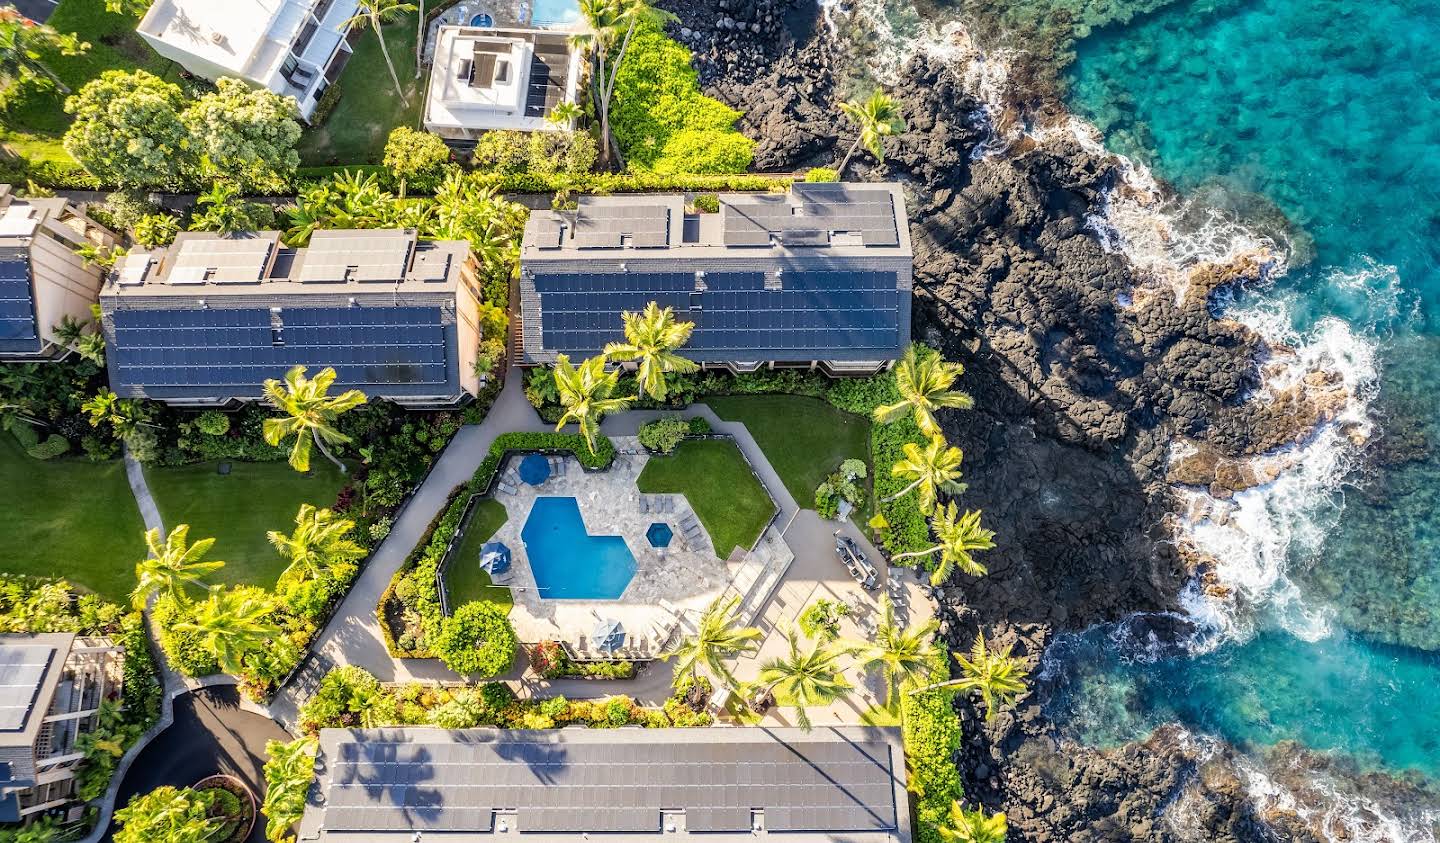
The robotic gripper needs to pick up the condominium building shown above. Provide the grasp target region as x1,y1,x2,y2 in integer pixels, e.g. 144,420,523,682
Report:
0,634,125,824
0,185,116,362
101,229,484,408
517,183,914,375
137,0,360,121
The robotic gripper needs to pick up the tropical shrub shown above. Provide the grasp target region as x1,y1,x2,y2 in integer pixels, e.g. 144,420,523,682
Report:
434,602,517,677
637,417,692,454
609,20,754,174
798,599,850,643
814,458,868,519
690,192,719,213
261,737,316,843
526,130,598,176
113,786,224,843
529,640,637,679
132,212,180,247
805,167,839,182
383,127,454,192
902,687,965,843
298,665,383,733
194,410,231,436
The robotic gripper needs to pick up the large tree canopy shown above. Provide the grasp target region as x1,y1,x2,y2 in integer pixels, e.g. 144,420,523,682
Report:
63,69,192,189
181,78,302,193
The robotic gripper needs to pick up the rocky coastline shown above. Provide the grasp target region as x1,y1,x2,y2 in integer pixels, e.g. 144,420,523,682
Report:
657,1,1423,840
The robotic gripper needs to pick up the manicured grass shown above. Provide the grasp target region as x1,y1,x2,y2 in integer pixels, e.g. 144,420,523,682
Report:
298,13,425,165
637,439,774,559
444,498,513,613
0,435,145,602
143,460,350,589
1,0,177,151
704,395,871,505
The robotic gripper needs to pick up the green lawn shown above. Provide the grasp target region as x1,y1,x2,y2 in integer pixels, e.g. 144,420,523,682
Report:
143,460,350,589
704,395,872,505
0,435,145,602
1,0,178,158
637,439,774,558
298,13,425,165
444,498,513,613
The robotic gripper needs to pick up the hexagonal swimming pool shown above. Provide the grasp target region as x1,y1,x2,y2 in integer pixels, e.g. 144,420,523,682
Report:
521,497,636,599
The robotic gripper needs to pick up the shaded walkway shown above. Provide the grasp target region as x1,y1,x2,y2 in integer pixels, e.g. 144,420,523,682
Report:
107,687,289,843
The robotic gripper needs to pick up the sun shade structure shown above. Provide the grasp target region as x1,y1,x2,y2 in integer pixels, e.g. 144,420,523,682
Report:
478,541,511,575
518,183,913,376
299,726,911,841
517,453,551,486
100,229,484,409
646,522,674,548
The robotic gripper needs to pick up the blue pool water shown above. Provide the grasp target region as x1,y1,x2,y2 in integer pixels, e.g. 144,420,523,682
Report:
1039,0,1440,801
521,497,636,599
530,0,579,26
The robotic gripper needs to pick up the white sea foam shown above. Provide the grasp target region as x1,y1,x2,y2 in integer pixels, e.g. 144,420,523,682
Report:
1234,753,1440,843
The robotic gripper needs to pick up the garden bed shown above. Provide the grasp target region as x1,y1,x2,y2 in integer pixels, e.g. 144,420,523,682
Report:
192,775,256,843
528,641,639,680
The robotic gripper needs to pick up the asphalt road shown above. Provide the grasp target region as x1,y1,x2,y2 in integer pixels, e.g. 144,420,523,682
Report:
11,0,58,23
107,687,290,843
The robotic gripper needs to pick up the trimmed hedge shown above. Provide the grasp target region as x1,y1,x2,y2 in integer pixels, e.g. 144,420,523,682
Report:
471,431,616,493
902,688,966,843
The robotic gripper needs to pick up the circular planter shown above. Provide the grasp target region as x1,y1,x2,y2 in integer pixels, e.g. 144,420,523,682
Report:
193,774,257,843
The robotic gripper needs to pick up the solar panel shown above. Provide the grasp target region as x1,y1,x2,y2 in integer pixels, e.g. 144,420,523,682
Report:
300,230,415,283
0,645,55,732
0,253,36,342
168,236,274,284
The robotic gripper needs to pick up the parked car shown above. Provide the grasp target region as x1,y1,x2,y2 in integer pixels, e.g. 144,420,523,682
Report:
834,531,879,590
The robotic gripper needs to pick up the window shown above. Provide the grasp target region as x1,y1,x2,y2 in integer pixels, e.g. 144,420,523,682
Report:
495,59,509,83
290,19,319,59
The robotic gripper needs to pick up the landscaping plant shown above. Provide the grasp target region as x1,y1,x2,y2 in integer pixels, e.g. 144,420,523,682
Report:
603,302,699,401
262,366,368,474
433,601,518,677
755,626,852,732
261,737,318,843
660,594,760,692
837,90,907,179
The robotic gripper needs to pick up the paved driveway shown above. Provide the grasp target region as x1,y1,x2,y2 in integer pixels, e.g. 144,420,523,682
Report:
107,687,290,843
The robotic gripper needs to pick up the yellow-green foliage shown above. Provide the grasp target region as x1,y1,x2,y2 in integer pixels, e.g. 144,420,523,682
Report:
903,688,965,843
609,20,754,174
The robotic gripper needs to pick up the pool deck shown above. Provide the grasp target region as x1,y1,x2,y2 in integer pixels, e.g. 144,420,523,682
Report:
483,439,748,652
423,1,583,65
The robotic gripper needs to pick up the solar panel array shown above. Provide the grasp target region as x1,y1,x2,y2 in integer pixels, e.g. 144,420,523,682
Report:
110,306,449,390
573,205,670,249
534,270,901,358
722,184,899,248
299,231,414,283
169,237,275,284
0,251,36,343
0,645,55,732
320,734,898,835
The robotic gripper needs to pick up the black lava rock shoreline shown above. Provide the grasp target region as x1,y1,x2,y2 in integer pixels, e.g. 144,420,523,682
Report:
658,2,1347,840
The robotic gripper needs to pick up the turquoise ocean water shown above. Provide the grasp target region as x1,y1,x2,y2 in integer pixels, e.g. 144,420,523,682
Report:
1040,0,1440,815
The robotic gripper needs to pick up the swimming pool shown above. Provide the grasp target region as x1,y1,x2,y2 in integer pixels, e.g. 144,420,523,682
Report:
530,0,579,27
521,497,636,599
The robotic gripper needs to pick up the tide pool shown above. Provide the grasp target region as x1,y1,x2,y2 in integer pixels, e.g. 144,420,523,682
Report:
1047,0,1440,796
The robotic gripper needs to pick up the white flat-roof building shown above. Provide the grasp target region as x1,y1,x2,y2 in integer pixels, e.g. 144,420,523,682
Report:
137,0,360,121
423,25,580,142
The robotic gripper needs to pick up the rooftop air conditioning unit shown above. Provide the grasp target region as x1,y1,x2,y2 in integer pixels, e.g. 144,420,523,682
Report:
210,31,225,45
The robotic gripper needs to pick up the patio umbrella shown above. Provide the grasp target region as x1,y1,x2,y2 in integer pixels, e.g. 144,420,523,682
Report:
591,618,626,653
479,541,511,575
518,454,552,486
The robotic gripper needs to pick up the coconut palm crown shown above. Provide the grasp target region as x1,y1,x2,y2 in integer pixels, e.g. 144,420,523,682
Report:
552,354,635,454
843,596,943,708
177,587,281,675
603,302,699,401
938,801,1008,843
885,435,967,515
873,344,974,437
268,504,365,582
130,524,226,610
756,627,852,732
891,502,996,585
837,89,906,178
951,632,1029,723
659,594,761,692
262,365,367,474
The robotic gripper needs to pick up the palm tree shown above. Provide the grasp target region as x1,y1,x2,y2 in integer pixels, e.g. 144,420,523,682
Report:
755,627,852,731
939,801,1008,843
262,365,367,474
884,435,966,515
267,504,365,582
187,180,247,234
571,0,675,168
131,525,225,610
178,587,281,675
891,503,995,585
552,354,634,455
837,90,906,178
659,594,761,692
950,632,1028,723
342,0,417,101
0,8,87,97
546,99,583,127
873,344,973,437
603,302,699,401
843,596,942,709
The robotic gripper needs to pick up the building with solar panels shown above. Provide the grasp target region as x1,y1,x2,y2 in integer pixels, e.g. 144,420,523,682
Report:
100,228,485,408
517,183,913,375
424,25,580,142
298,726,912,841
0,634,125,825
0,185,118,363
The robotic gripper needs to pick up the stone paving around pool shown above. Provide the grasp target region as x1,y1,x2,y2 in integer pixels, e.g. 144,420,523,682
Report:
475,437,793,654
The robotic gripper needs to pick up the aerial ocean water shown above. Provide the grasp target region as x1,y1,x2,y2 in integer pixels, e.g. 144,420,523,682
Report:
820,0,1440,836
